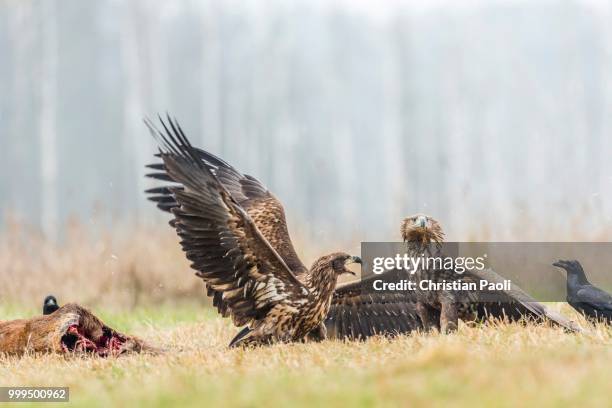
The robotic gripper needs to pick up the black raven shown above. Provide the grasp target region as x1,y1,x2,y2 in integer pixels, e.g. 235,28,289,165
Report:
553,260,612,323
42,295,60,315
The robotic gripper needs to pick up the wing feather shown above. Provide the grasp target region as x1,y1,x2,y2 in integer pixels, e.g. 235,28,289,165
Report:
324,271,422,340
148,116,307,327
144,119,307,276
575,286,612,312
462,268,581,331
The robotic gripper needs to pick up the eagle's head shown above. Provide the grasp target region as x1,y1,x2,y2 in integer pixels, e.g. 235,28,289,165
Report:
311,252,361,277
401,214,445,245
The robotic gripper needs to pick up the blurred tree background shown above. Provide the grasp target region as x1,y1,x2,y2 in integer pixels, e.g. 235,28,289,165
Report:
1,0,611,243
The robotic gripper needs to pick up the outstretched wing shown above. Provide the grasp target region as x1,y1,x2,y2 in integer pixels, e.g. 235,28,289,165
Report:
145,119,307,275
324,270,422,340
464,268,581,331
148,117,308,327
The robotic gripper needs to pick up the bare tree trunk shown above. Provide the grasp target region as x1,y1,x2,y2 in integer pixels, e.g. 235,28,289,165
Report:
39,0,59,240
200,1,223,153
6,2,30,218
120,0,149,219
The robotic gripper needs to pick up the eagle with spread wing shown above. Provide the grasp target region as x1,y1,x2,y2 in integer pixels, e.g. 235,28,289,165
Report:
400,214,580,333
145,116,423,343
325,214,580,338
145,116,366,347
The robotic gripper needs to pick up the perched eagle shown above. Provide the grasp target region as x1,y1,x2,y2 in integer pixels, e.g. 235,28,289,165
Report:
553,260,612,323
401,214,580,332
146,116,423,342
145,116,363,347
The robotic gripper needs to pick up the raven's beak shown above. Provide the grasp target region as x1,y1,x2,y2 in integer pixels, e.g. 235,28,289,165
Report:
552,261,569,276
44,296,57,306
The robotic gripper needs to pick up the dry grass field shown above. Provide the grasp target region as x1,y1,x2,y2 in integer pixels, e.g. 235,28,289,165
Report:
1,221,611,407
1,304,610,408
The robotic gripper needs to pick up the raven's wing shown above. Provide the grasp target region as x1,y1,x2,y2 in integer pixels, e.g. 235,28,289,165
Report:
145,120,307,275
575,285,612,313
324,270,422,340
149,117,308,328
464,268,581,331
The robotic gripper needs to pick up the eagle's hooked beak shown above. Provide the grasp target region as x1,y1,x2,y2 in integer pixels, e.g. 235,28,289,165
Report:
344,256,362,276
415,215,428,229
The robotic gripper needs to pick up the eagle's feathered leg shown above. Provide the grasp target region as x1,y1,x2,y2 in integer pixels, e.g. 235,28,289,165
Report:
305,323,327,342
416,302,440,332
440,301,459,333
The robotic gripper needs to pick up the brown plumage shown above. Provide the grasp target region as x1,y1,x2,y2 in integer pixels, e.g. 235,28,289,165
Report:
145,116,360,347
323,274,422,340
401,214,581,333
146,116,424,342
0,304,153,356
401,214,445,246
